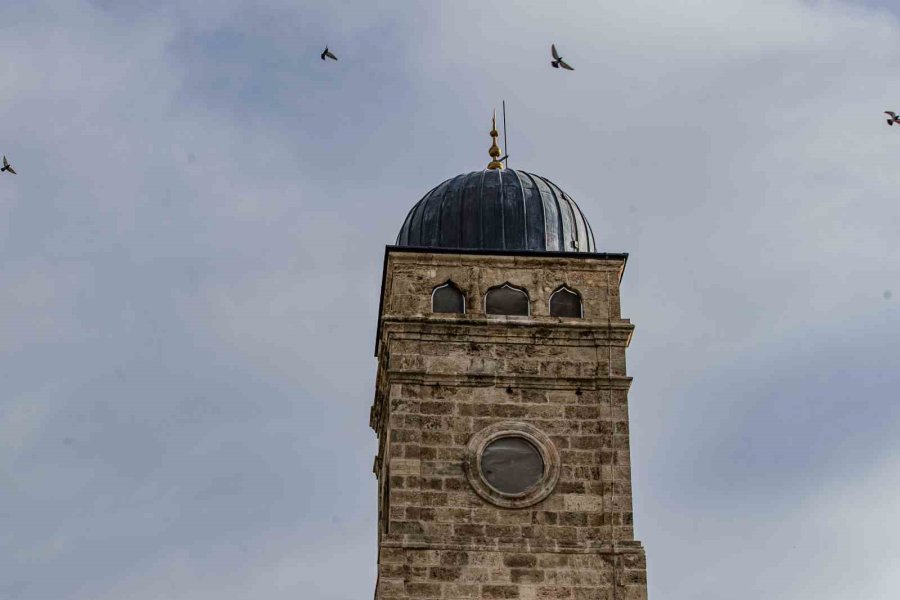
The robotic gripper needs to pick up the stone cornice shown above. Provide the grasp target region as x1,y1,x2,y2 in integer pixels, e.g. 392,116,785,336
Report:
379,317,634,347
382,371,633,390
381,535,645,555
385,245,628,266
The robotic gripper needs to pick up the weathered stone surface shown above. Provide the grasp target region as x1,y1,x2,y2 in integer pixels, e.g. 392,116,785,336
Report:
371,250,648,599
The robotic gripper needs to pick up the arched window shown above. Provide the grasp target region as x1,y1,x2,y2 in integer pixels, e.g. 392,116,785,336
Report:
485,283,530,316
550,286,583,318
432,282,465,314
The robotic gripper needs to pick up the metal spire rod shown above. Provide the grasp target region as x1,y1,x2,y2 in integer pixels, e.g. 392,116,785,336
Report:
502,100,508,168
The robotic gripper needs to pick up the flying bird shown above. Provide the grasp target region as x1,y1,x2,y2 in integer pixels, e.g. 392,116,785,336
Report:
321,46,338,61
551,44,574,71
886,111,900,126
1,156,15,175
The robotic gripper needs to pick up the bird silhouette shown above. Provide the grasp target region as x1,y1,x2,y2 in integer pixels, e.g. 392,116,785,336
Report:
551,44,574,71
886,111,900,126
1,156,15,175
321,46,338,61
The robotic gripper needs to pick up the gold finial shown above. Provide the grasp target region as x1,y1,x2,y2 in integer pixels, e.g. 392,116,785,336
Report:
487,110,504,170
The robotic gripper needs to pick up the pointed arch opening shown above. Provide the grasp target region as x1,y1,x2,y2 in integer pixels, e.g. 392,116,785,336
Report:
432,281,465,314
550,285,583,318
485,283,530,316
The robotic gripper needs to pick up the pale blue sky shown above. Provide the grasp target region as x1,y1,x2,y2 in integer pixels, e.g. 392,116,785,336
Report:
2,1,900,598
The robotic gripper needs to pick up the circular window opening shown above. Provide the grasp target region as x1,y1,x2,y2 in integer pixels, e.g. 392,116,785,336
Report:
480,436,544,495
465,421,560,508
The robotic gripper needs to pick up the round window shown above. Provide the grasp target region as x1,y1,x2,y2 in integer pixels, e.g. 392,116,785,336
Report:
480,437,544,495
465,421,560,508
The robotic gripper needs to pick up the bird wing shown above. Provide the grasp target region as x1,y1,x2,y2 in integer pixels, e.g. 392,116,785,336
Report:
552,44,560,60
6,166,15,174
2,156,7,167
559,59,574,71
887,111,897,117
325,49,338,60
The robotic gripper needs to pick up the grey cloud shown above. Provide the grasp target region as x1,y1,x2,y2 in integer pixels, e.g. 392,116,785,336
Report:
2,1,900,599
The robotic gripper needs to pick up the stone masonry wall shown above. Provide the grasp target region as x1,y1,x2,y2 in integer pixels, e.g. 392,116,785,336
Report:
371,250,648,600
377,546,648,600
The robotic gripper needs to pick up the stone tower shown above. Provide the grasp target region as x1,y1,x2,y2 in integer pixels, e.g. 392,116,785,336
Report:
370,123,649,599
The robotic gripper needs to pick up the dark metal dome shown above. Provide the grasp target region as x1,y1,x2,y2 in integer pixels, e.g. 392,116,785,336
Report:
396,168,596,253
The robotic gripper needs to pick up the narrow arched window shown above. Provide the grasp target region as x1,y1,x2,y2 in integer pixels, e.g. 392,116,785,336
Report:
550,286,583,318
432,282,465,314
485,283,530,316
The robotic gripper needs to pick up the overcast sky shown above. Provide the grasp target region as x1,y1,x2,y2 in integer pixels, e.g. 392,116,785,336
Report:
2,1,900,598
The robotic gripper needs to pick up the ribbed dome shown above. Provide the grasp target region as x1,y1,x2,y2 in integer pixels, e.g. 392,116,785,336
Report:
396,169,596,253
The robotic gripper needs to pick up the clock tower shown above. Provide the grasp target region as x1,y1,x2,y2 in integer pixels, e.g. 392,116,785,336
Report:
370,121,649,599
